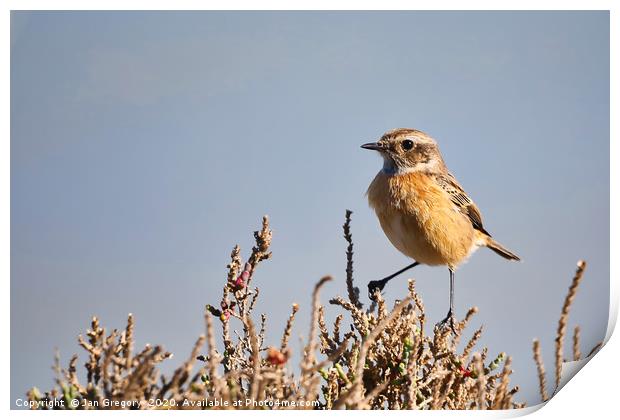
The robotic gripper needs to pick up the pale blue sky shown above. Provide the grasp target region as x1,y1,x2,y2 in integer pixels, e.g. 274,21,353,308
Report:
11,11,609,407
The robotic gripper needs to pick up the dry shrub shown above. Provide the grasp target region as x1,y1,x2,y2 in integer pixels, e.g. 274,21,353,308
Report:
26,212,592,410
531,260,602,403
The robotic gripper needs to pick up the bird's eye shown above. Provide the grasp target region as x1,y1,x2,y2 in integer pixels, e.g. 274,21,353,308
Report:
402,139,414,151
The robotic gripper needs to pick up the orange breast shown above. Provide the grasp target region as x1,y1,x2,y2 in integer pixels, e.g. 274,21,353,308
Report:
366,171,475,267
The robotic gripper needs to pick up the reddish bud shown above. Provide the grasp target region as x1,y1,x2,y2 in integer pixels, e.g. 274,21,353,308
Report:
231,264,251,291
459,366,472,377
219,309,232,322
266,347,288,366
233,273,247,290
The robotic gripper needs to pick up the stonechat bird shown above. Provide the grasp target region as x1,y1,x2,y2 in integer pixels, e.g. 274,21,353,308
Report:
362,128,520,332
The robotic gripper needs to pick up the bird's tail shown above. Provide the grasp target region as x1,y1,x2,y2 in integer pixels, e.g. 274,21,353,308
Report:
484,237,520,261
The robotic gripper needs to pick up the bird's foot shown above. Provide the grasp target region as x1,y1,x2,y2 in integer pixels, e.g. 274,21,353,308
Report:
435,311,458,335
368,278,390,301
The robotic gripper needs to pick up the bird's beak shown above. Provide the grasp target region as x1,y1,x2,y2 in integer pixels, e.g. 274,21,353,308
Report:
361,142,384,151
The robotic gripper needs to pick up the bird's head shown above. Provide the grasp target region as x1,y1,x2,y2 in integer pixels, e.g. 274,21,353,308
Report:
361,128,445,175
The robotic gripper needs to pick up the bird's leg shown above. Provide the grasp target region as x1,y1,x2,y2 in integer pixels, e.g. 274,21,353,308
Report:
368,261,420,300
436,268,457,334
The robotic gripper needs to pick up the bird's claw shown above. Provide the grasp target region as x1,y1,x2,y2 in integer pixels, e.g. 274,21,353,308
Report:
368,279,388,301
435,311,458,335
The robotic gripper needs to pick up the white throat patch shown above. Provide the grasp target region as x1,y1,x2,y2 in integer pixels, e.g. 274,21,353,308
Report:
381,155,438,175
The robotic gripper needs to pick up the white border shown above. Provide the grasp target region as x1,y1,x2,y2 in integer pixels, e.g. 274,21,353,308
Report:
3,1,616,418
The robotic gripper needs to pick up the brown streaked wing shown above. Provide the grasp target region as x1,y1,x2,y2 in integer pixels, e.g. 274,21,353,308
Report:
434,173,491,237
